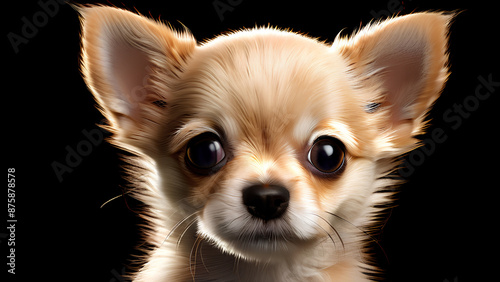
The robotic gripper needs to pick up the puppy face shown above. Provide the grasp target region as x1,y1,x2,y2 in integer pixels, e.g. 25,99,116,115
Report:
78,6,450,263
160,32,374,260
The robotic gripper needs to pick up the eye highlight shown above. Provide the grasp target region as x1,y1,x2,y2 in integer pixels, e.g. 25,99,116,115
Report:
307,136,345,175
186,132,226,175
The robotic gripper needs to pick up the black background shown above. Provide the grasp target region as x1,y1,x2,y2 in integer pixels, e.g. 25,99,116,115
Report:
4,0,499,281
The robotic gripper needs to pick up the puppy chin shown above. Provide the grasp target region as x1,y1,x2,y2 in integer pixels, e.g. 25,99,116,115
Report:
197,197,320,262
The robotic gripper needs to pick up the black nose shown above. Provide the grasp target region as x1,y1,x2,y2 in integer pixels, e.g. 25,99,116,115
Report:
242,184,290,220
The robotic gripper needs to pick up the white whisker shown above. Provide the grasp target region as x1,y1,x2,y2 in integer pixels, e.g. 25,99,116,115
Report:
161,211,199,248
189,235,204,280
177,216,199,249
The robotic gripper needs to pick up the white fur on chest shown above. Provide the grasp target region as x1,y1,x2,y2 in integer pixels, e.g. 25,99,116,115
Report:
135,226,370,282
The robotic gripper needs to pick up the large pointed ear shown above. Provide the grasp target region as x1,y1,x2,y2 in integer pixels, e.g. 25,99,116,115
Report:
77,6,196,154
335,12,452,157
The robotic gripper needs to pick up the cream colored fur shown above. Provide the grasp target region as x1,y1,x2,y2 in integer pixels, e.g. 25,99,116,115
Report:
76,6,451,281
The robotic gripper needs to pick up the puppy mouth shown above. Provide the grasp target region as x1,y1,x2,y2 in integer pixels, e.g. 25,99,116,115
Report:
237,230,315,252
237,224,298,243
197,215,316,261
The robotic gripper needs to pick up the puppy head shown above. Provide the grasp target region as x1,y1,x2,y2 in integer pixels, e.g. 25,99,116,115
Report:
78,6,450,262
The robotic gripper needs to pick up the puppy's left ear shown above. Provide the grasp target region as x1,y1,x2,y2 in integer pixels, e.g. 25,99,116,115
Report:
336,12,452,156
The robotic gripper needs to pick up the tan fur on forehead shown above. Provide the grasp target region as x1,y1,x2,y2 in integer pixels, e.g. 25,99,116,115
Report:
168,28,372,152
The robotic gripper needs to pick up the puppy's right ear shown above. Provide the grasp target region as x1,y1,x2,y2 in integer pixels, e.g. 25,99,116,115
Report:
335,12,451,158
77,6,196,154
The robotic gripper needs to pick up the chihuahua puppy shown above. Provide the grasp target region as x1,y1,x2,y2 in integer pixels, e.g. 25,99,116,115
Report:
77,5,451,281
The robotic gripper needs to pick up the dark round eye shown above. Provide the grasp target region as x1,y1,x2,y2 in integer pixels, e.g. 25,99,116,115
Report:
186,132,226,174
307,136,345,174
